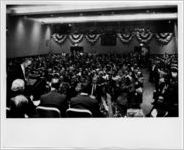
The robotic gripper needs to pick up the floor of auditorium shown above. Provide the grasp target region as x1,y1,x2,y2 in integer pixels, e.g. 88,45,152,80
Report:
141,68,155,115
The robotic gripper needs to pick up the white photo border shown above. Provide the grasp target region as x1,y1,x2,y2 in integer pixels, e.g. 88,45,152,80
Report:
1,1,183,149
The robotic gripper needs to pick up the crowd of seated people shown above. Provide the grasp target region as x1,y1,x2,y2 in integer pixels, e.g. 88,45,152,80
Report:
148,53,178,117
6,51,178,118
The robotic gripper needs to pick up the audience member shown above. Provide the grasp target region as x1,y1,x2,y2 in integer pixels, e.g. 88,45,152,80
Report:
70,76,103,117
39,78,68,117
7,79,36,118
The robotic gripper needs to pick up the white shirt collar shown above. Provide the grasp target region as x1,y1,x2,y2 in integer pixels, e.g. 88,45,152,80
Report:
21,64,25,72
21,64,26,79
80,92,88,96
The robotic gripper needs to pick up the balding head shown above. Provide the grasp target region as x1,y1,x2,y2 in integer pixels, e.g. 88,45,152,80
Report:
11,79,25,92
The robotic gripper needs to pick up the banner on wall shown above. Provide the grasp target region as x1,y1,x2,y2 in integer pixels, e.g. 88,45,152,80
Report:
85,34,100,45
52,34,67,44
69,34,84,44
136,29,153,43
117,33,133,43
155,33,173,45
51,29,174,46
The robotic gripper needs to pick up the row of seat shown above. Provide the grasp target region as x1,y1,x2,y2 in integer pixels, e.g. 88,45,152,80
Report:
7,105,145,118
36,106,92,118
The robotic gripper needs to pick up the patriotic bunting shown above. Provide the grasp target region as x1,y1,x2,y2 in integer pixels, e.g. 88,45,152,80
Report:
136,30,153,43
155,33,173,45
85,34,100,45
117,33,133,43
69,34,84,44
52,29,174,46
52,33,67,44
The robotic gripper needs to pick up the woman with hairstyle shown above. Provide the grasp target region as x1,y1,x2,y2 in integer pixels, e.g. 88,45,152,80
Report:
9,95,29,118
7,79,36,118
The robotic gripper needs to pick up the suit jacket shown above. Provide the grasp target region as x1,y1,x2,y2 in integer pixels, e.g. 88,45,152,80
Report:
70,93,102,117
40,90,67,117
7,64,26,105
8,64,25,83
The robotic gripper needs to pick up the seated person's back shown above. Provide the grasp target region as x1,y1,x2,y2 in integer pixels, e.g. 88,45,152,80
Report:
70,77,102,117
39,78,67,117
7,79,36,118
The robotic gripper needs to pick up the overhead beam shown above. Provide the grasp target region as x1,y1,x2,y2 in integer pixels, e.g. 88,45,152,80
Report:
29,13,177,24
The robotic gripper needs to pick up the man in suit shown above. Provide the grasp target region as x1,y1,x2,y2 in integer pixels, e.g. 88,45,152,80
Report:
8,59,32,83
39,78,67,117
70,77,102,117
7,59,32,105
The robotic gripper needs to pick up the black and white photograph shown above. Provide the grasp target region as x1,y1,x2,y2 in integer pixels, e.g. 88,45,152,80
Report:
5,3,179,118
1,0,183,149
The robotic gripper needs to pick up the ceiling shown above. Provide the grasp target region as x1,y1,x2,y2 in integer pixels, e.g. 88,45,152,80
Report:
6,3,178,34
6,3,177,14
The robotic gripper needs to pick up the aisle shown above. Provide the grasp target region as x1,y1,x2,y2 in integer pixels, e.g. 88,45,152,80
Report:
140,68,155,115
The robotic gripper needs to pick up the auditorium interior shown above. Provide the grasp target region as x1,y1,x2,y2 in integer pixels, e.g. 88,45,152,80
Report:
6,3,178,118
